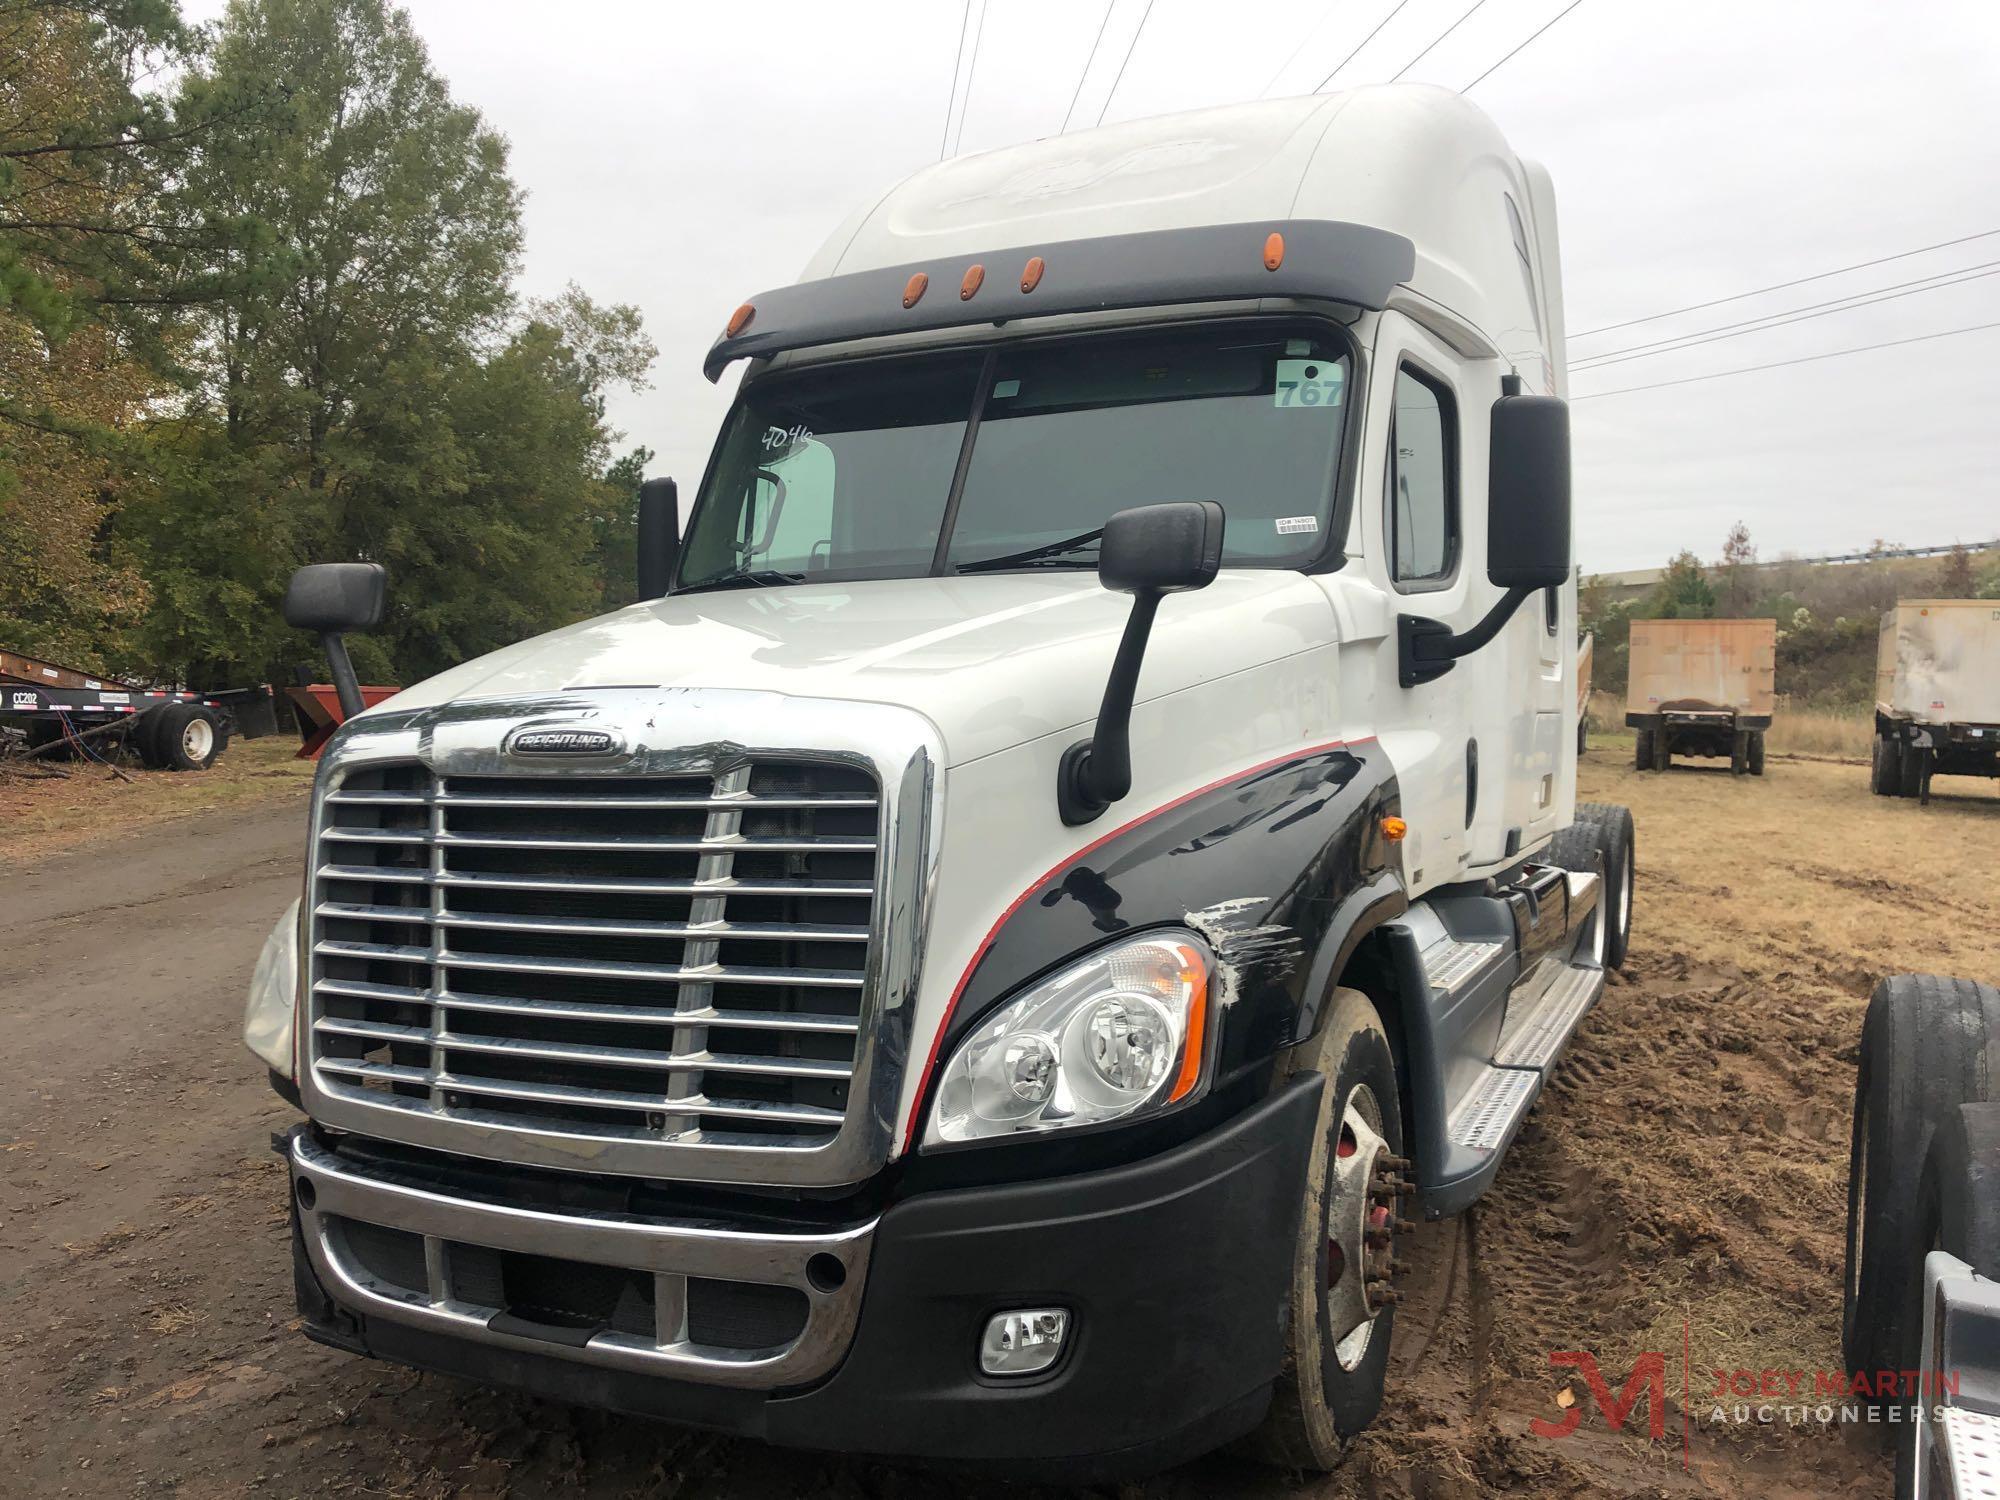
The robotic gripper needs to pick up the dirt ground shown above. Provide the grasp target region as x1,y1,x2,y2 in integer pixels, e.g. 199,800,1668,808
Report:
5,746,1996,1498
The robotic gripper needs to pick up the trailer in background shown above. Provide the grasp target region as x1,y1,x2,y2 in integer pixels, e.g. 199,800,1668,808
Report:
1624,618,1777,776
1872,599,2000,803
0,646,269,771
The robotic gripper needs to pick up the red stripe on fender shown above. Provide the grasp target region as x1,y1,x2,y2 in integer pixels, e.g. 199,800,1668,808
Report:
898,735,1376,1152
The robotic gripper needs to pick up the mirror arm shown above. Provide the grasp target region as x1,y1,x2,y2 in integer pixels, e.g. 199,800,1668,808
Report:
322,632,366,721
1058,589,1163,826
1397,585,1534,689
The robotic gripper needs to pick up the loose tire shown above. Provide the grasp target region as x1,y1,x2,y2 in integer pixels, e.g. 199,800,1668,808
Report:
1843,975,2000,1392
1633,729,1652,771
154,703,226,771
1871,735,1897,796
1248,989,1406,1471
1747,732,1765,777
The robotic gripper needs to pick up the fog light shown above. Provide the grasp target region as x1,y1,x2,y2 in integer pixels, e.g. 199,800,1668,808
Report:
979,1307,1069,1376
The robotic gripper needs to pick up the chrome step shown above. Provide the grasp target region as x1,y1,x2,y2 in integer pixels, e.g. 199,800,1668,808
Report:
1446,1067,1539,1152
1493,963,1604,1070
1422,936,1505,995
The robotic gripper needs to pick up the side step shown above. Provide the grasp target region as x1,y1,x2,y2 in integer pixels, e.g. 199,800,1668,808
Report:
1445,1067,1539,1152
1421,934,1506,995
1494,964,1602,1069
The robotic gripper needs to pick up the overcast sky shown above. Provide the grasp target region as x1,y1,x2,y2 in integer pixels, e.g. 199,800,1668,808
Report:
186,0,2000,571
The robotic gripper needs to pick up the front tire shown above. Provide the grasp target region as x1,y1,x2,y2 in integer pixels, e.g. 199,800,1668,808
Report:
1248,989,1406,1470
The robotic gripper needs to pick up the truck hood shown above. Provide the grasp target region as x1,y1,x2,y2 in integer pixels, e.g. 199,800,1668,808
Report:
376,572,1337,766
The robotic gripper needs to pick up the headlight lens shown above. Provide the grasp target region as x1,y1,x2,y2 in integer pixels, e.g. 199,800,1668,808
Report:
925,932,1212,1146
243,898,300,1077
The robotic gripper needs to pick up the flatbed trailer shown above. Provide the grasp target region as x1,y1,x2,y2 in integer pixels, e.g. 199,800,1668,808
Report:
2,646,236,771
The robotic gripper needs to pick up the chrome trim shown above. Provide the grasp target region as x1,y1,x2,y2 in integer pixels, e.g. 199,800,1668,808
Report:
297,688,944,1187
289,1131,874,1388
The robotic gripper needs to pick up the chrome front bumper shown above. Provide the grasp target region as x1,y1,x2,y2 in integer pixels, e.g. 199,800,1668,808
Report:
288,1131,876,1389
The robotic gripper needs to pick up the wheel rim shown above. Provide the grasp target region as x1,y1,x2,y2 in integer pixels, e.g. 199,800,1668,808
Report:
1616,842,1633,945
1324,1083,1406,1371
181,719,214,761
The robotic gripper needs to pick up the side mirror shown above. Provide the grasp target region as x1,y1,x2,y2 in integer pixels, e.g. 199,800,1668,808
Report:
1487,392,1571,588
1058,501,1224,825
637,477,679,600
282,563,386,721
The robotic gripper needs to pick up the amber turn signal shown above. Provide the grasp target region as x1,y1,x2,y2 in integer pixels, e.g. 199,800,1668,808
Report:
902,272,929,309
1263,231,1285,271
959,263,985,300
1166,943,1210,1105
1020,255,1046,293
1381,816,1408,842
724,303,755,337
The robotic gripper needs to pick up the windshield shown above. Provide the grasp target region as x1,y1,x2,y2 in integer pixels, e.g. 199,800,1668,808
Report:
675,322,1351,590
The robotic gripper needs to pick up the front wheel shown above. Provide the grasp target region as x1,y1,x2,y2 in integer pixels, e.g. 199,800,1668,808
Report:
1248,989,1408,1470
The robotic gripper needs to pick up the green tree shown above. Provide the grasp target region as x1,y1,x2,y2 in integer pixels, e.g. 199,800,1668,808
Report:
1648,550,1715,619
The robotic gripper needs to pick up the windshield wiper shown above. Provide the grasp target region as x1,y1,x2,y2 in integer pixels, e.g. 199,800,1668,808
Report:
675,569,806,595
955,528,1105,575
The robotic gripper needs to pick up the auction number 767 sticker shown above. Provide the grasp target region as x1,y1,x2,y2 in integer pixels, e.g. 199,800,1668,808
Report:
1274,358,1345,409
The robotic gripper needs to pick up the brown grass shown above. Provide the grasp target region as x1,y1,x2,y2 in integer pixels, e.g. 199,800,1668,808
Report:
1766,706,1872,761
0,735,314,865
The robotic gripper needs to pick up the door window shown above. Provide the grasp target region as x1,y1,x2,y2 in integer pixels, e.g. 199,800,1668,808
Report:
1388,365,1458,585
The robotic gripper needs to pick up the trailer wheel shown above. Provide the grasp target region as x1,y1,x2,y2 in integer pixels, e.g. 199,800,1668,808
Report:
1843,975,2000,1396
1896,741,1925,799
1247,989,1404,1471
1652,731,1670,773
1747,732,1765,777
1729,732,1748,777
155,703,226,771
1577,717,1588,756
1870,735,1898,796
1633,729,1652,771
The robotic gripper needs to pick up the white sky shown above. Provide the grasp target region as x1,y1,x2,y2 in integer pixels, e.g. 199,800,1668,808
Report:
184,0,2000,571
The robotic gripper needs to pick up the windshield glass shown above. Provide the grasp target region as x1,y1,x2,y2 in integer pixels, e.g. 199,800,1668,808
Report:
676,322,1350,590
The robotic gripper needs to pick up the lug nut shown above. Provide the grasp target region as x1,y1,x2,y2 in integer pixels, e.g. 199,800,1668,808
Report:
1393,1216,1417,1234
1388,1257,1411,1275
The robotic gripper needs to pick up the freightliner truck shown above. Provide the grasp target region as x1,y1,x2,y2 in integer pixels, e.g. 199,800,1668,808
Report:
244,86,1636,1475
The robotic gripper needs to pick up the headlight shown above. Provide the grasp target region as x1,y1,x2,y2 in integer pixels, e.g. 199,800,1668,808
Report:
925,932,1212,1146
244,898,300,1077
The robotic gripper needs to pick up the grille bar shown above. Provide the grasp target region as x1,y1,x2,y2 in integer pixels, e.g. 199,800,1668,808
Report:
309,754,880,1156
313,1015,856,1079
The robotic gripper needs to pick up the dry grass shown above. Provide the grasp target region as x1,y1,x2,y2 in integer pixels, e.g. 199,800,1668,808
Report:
0,735,314,865
1766,706,1872,761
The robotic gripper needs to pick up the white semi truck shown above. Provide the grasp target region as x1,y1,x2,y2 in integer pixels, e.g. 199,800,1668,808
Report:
244,86,1635,1475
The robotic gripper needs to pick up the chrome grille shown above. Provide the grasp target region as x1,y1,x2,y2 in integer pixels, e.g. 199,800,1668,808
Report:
307,759,881,1152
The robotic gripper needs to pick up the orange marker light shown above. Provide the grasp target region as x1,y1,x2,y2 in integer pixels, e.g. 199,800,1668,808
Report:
1381,816,1408,842
725,303,755,337
1020,255,1046,293
959,263,985,300
1167,946,1209,1104
1263,231,1285,271
902,272,929,309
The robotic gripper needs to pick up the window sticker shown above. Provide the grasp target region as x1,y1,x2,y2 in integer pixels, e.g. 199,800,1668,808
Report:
1275,515,1319,535
992,378,1021,398
1274,358,1343,410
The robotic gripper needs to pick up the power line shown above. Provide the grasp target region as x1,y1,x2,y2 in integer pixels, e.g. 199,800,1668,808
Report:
1572,260,2000,371
938,0,971,161
1391,0,1490,81
951,0,990,158
1315,0,1415,91
1462,0,1585,92
1570,320,2000,401
1573,228,2000,338
1061,0,1119,134
1094,0,1156,127
1261,6,1340,98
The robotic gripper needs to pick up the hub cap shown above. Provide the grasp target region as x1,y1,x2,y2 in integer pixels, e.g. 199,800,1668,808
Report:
1323,1083,1413,1371
181,719,214,761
